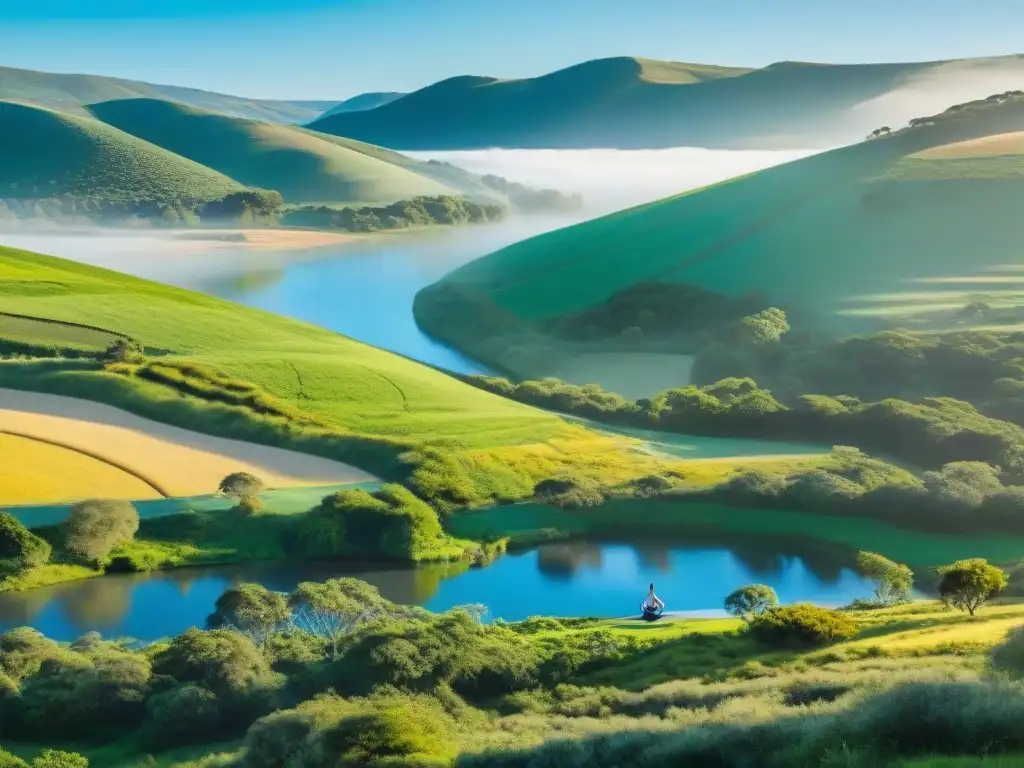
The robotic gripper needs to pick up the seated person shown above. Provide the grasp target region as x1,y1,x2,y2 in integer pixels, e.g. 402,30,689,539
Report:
643,583,665,613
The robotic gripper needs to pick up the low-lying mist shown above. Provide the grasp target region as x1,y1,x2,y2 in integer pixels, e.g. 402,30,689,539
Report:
408,147,819,215
845,57,1024,134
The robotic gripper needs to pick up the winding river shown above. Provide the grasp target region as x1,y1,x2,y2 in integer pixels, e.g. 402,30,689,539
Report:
0,147,870,638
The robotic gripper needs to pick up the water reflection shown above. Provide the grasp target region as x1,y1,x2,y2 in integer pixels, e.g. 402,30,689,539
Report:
0,536,874,643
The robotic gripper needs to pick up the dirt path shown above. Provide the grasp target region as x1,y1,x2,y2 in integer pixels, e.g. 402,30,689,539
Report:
0,389,378,499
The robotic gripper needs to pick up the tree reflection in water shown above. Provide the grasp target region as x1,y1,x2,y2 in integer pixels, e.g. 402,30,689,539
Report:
536,542,604,580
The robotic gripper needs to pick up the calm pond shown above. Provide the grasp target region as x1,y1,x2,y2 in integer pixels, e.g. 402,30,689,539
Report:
0,537,874,642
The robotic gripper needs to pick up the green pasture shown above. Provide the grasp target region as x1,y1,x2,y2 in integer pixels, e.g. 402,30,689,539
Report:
0,100,244,206
0,244,567,451
88,99,457,205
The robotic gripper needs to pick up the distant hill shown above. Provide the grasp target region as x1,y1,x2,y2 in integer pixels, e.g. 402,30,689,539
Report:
310,54,1024,150
317,92,406,119
0,64,338,123
0,100,245,214
414,90,1024,378
88,99,456,204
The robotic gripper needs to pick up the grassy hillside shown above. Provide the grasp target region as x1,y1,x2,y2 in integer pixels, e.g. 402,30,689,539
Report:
88,98,456,205
0,244,561,448
0,64,336,123
309,54,1024,150
317,91,406,118
0,100,245,206
0,243,697,514
415,91,1024,378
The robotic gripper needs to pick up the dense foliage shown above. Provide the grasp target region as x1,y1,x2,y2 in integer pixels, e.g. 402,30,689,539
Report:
4,577,1023,768
0,513,51,569
549,281,769,343
694,328,1024,429
293,484,464,561
0,187,283,228
463,372,1024,487
478,174,583,213
281,195,504,232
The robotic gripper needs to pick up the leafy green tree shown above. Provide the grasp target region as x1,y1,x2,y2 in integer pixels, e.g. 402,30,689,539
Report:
60,499,139,564
207,583,290,646
218,472,265,499
0,512,51,568
938,558,1008,615
288,579,393,658
724,585,779,623
857,551,914,605
217,473,264,515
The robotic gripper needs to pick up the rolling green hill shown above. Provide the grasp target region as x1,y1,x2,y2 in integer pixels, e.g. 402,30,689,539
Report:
87,98,457,205
0,100,246,207
309,54,1024,150
0,244,683,510
317,91,406,118
0,64,337,123
415,91,1024,379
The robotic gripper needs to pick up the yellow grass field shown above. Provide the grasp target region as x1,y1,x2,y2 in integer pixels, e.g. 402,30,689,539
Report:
0,389,378,501
0,432,159,505
914,131,1024,159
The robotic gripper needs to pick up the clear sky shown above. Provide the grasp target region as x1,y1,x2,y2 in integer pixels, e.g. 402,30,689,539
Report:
2,0,1022,100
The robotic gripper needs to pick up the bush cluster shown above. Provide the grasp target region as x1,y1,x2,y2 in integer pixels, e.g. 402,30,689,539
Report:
282,195,504,232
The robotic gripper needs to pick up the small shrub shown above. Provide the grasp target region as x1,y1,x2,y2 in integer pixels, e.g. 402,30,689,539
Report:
102,338,142,363
750,604,858,647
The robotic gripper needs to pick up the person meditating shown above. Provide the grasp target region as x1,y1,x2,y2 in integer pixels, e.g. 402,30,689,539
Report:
642,583,665,618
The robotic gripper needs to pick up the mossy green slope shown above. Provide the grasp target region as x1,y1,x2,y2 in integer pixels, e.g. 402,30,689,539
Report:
0,244,565,452
87,98,456,204
0,100,246,205
309,54,1024,150
416,93,1024,369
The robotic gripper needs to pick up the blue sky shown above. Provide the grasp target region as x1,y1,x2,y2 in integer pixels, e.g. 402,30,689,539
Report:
2,0,1022,99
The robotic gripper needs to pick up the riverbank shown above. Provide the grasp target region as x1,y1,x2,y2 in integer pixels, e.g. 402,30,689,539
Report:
3,597,1023,768
169,228,360,251
445,499,1024,571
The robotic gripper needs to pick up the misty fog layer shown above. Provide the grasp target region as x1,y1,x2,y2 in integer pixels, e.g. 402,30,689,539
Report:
845,58,1024,133
408,147,819,214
